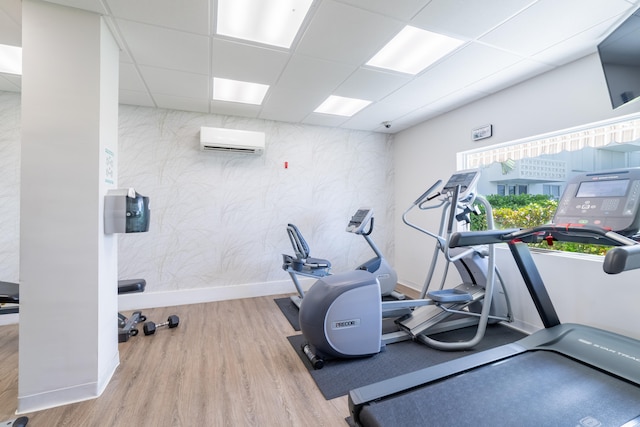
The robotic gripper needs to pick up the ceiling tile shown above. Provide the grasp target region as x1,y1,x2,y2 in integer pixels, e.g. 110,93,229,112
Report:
43,0,107,14
212,38,290,84
427,42,524,86
0,74,20,92
296,0,403,65
260,86,323,123
273,54,355,92
531,14,624,66
106,0,210,35
467,59,554,95
119,89,155,107
335,68,411,101
336,0,432,21
424,87,488,112
119,63,147,92
340,100,417,131
211,100,261,119
302,113,350,128
480,0,634,56
154,94,210,113
385,42,523,107
411,0,536,39
6,0,640,133
117,19,210,74
138,66,209,100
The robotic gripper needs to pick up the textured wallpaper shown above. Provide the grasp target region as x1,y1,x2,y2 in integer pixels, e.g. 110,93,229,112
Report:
0,92,20,283
1,92,395,294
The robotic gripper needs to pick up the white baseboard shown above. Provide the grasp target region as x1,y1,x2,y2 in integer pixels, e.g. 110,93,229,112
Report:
17,350,119,414
0,279,316,325
0,313,19,326
118,278,315,311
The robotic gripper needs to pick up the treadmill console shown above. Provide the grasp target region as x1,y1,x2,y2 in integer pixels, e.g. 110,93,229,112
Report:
441,169,480,200
346,208,374,234
554,168,640,236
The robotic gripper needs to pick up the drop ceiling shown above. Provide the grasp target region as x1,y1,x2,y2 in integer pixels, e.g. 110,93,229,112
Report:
0,0,639,133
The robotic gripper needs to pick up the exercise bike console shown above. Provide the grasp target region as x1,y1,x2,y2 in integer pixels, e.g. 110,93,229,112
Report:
346,208,374,234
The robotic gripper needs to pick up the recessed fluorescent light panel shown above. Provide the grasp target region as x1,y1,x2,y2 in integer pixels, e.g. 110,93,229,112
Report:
213,78,270,105
314,95,372,117
216,0,313,48
0,44,22,75
367,26,464,75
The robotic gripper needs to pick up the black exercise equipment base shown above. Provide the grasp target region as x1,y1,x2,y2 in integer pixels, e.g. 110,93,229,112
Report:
117,279,146,342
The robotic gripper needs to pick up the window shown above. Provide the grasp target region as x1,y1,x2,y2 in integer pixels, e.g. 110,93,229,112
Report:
497,184,528,196
459,111,640,198
543,184,561,200
460,112,640,255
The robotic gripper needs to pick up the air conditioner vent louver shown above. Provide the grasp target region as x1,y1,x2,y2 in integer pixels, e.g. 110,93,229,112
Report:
200,127,265,155
201,145,259,154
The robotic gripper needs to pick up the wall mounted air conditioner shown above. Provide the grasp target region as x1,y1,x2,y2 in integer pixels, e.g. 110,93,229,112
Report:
200,127,265,155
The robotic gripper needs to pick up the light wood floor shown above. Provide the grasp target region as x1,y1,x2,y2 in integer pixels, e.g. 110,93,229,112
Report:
0,293,361,426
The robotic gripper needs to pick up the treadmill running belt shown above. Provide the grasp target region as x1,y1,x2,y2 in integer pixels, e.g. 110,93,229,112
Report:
359,350,640,427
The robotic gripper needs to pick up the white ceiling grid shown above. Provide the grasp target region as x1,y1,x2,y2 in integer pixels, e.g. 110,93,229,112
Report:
0,0,639,133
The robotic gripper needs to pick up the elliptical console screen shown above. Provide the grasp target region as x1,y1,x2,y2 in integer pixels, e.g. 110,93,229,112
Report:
441,169,480,199
554,169,640,236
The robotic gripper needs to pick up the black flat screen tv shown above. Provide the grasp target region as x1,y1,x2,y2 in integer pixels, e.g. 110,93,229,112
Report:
598,8,640,109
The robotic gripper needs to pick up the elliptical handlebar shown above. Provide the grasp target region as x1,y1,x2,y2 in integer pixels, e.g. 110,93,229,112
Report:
413,179,443,206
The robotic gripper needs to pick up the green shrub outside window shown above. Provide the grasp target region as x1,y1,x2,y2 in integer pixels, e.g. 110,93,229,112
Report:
471,194,610,256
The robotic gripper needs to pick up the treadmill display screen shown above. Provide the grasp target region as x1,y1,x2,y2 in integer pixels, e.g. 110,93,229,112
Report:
575,179,629,198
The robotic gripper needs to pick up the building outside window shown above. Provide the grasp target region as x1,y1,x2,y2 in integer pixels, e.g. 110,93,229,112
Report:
459,112,640,255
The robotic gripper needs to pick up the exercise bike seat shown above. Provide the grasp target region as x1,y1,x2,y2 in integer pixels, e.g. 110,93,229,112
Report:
284,224,332,272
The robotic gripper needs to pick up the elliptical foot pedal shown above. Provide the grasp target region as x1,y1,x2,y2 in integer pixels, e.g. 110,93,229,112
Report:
427,289,473,303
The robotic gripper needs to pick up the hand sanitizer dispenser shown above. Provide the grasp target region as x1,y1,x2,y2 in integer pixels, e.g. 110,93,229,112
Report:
104,188,150,234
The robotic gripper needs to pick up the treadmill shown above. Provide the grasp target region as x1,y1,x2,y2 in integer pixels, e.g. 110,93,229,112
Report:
349,168,640,427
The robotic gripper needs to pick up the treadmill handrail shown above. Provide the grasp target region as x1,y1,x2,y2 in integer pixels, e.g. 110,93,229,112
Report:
504,224,638,247
604,245,640,274
450,224,638,249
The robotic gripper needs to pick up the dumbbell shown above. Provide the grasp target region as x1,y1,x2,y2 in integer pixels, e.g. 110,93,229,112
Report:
143,315,179,335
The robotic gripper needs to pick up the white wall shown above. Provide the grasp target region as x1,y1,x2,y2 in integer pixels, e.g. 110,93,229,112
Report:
394,53,640,339
0,95,396,309
19,1,120,412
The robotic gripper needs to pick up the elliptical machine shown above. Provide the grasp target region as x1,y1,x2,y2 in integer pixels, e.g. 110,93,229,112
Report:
299,170,512,368
282,207,403,309
394,170,512,350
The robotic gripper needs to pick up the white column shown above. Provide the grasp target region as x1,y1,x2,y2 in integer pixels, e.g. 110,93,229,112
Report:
19,0,120,412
